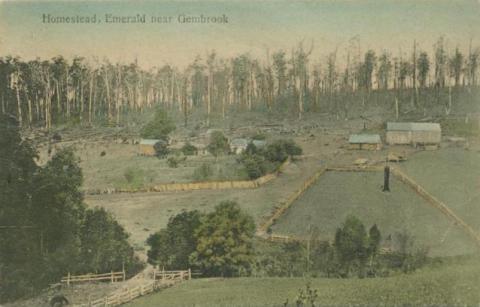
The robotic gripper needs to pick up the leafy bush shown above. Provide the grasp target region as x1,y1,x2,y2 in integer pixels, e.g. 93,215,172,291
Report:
237,138,301,179
122,167,145,188
265,139,302,163
181,142,198,156
140,108,175,140
167,157,179,168
124,168,135,183
193,163,213,181
167,156,186,168
241,153,267,179
284,282,319,307
154,140,169,158
207,131,230,158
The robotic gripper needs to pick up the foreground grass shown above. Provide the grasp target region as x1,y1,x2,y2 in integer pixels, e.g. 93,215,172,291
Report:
126,260,480,307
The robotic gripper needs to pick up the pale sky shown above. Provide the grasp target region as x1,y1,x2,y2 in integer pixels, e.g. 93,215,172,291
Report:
0,0,479,68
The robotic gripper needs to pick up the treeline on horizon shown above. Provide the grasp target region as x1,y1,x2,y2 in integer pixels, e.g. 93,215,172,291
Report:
1,36,479,129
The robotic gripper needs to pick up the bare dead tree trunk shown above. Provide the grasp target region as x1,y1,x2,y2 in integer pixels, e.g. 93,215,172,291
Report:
116,66,121,126
88,72,93,124
412,40,417,108
15,73,22,127
1,92,5,114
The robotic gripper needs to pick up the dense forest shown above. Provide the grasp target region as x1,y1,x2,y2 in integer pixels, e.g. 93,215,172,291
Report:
1,36,479,130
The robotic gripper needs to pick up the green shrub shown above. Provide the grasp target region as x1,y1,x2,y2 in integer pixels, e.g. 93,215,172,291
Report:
181,142,198,156
154,140,169,158
167,156,186,168
124,168,135,183
242,154,267,179
207,131,230,158
167,157,179,168
140,108,175,140
265,139,302,163
122,167,145,188
193,163,213,181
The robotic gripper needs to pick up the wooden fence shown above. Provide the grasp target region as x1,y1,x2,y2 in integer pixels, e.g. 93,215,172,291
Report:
61,271,125,286
391,167,480,247
78,270,191,307
153,269,191,282
258,167,327,234
85,159,290,195
326,166,383,172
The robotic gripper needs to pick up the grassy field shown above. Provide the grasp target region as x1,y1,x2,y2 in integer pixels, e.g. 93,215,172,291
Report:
39,142,247,191
400,147,480,233
125,258,480,307
271,170,477,256
85,158,319,247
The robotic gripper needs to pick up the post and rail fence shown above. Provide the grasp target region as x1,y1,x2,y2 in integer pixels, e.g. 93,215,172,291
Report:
70,269,191,307
61,271,126,286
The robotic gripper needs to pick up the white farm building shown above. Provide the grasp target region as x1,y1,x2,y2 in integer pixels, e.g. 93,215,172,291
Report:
386,122,441,145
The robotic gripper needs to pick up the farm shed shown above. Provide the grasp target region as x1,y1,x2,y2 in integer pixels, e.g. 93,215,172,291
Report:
190,142,208,155
348,134,382,150
252,140,267,149
139,139,165,156
230,138,249,154
386,122,441,145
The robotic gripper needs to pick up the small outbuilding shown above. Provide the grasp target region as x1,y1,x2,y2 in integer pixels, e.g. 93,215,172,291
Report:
348,134,382,150
230,138,249,154
386,122,441,146
252,140,267,149
139,139,165,156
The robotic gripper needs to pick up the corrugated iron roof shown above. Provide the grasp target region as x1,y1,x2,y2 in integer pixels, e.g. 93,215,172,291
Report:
140,139,165,145
231,138,249,146
410,123,441,131
252,140,267,147
387,122,441,132
348,134,381,144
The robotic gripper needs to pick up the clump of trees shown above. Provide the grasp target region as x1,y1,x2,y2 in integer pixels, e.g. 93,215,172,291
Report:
0,114,142,302
147,201,256,277
254,216,428,279
147,207,429,281
141,108,175,140
207,131,230,158
238,139,302,179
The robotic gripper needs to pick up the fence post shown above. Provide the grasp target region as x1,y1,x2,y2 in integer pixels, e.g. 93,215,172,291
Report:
153,269,156,282
188,268,191,280
162,266,165,281
67,272,70,286
122,262,126,281
111,270,114,283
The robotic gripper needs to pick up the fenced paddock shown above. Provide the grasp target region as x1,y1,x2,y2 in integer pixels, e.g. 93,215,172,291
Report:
85,158,290,195
265,166,480,256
